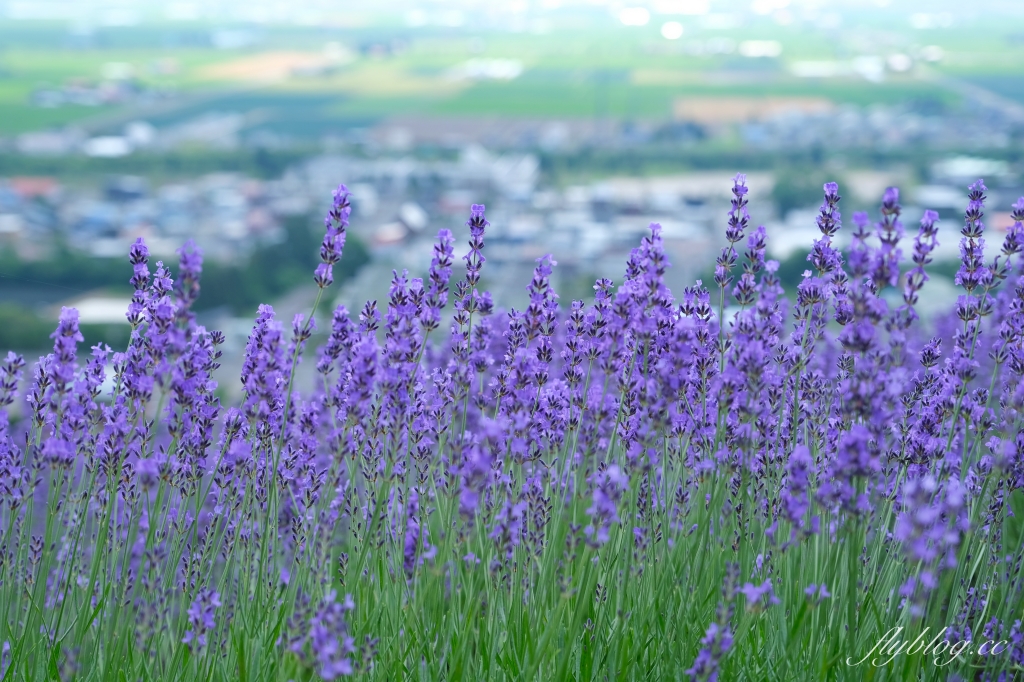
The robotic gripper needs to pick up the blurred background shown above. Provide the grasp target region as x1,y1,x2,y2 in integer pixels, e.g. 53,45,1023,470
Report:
1,0,1022,384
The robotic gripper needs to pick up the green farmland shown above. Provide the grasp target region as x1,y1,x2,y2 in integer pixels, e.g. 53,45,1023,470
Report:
1,15,1022,140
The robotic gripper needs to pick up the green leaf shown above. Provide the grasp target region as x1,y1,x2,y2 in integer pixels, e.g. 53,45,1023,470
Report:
786,601,809,643
85,583,111,631
47,642,61,681
1008,489,1024,525
1005,489,1024,550
234,628,247,682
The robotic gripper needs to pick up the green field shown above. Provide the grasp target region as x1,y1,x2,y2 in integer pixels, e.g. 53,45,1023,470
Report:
0,18,1022,137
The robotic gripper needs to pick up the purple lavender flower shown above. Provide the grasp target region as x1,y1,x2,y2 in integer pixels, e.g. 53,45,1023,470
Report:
403,487,432,577
733,225,766,306
804,583,831,602
464,204,488,288
686,622,733,682
525,254,558,387
182,588,221,650
586,465,629,545
317,305,355,378
904,210,939,307
48,307,83,397
808,184,843,273
309,591,357,679
846,210,872,280
818,424,879,514
1,352,25,409
174,239,202,318
782,445,812,533
490,498,528,560
129,237,150,290
422,229,455,333
458,440,493,518
894,475,964,566
871,186,904,290
714,174,750,294
989,195,1024,289
314,263,334,289
41,437,75,468
1013,196,1024,223
739,579,780,612
954,180,989,303
448,206,493,409
317,184,350,288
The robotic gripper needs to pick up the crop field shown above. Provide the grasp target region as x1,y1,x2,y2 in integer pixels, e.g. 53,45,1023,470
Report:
1,19,1022,138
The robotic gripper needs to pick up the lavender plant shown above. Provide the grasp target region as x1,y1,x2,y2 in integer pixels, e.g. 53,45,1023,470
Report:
1,178,1023,682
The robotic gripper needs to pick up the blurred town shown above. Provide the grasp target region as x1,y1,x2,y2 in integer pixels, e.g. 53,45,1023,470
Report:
3,140,1021,330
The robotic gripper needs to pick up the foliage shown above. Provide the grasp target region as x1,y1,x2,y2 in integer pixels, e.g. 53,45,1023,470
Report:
0,303,130,354
0,149,311,181
771,166,840,218
193,217,369,315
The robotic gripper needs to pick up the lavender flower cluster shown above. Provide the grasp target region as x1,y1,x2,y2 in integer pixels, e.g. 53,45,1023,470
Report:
1,178,1024,681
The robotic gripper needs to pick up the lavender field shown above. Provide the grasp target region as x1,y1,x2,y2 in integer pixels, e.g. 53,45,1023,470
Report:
1,176,1023,681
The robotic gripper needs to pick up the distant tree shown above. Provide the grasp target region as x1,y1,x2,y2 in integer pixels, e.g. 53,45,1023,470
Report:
194,215,369,314
771,168,831,219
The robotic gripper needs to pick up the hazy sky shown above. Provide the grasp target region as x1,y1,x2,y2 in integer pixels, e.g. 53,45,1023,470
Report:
3,0,1022,24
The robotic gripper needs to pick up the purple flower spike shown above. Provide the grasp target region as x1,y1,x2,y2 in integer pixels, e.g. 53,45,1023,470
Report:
182,588,221,651
686,621,733,682
317,305,354,377
489,498,527,560
882,186,899,212
458,439,493,518
319,184,350,274
315,263,334,289
586,465,628,545
128,237,148,264
782,445,812,534
175,239,203,314
41,437,75,468
715,173,751,295
48,307,83,396
1011,196,1024,222
955,179,989,307
904,209,940,307
421,229,455,333
871,186,904,290
725,176,749,245
804,584,831,603
464,205,488,288
309,591,357,680
403,487,434,577
129,238,150,290
739,579,780,611
732,173,748,196
999,197,1024,270
818,182,842,227
0,351,25,408
894,476,965,614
